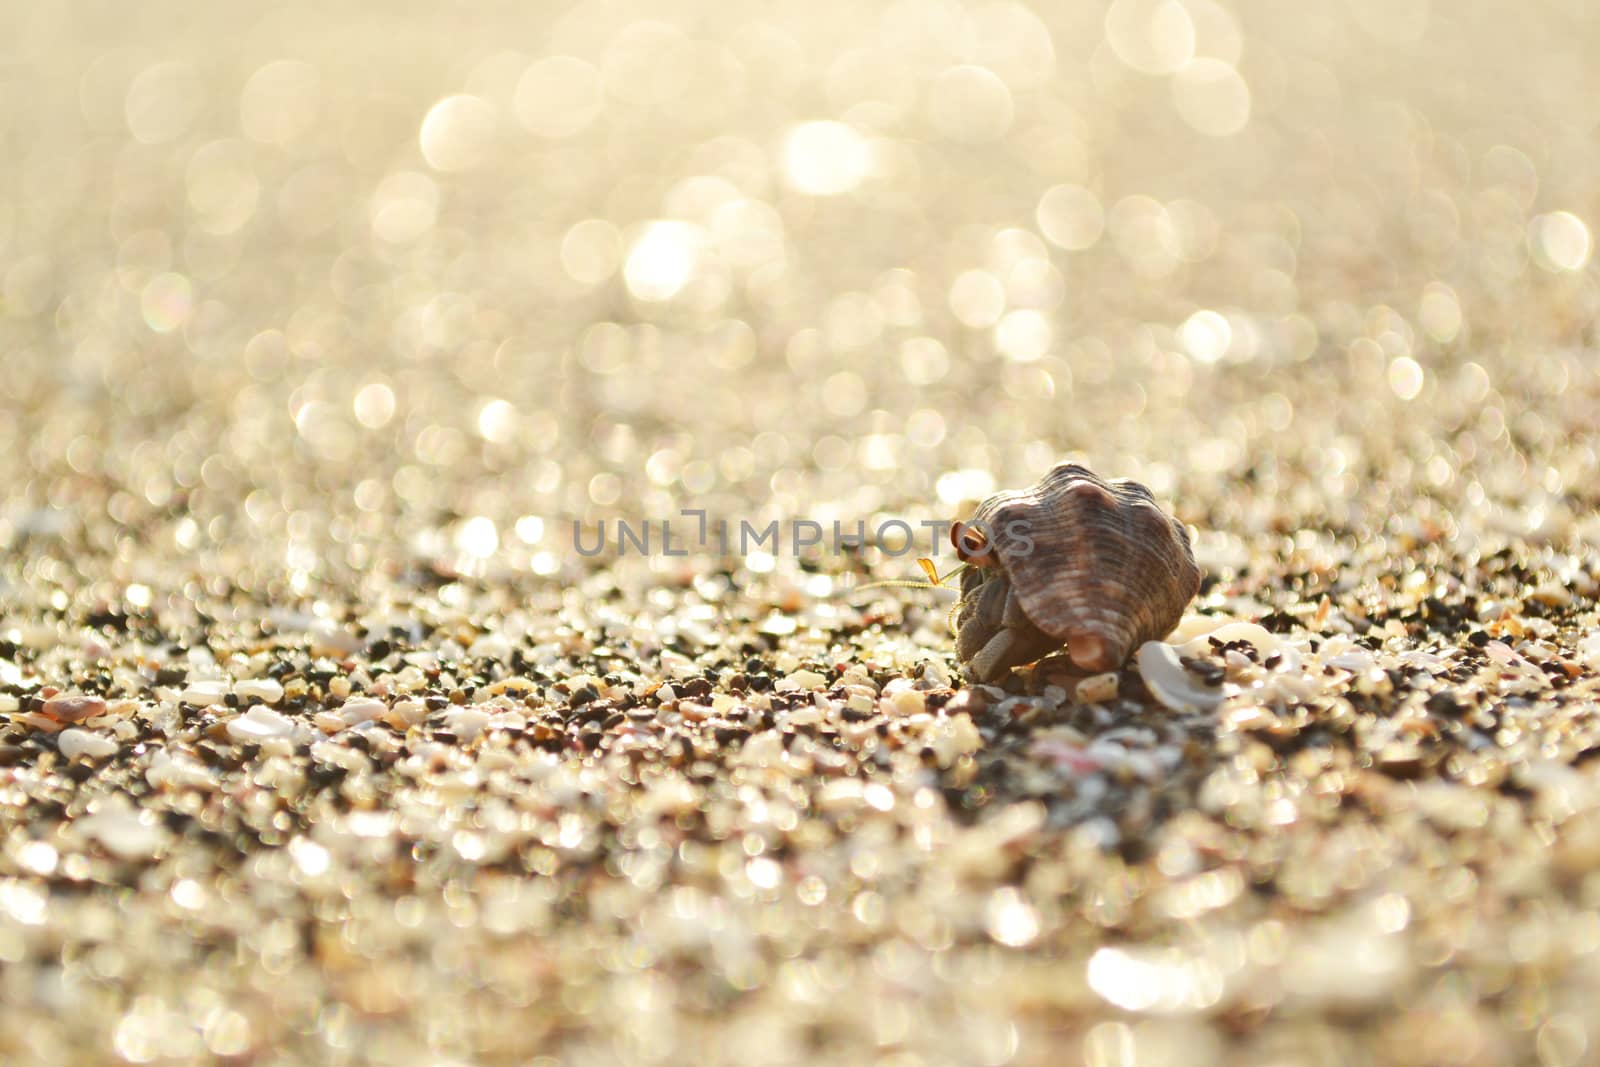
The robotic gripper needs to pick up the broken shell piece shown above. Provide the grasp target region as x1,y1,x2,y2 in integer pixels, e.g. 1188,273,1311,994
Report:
337,698,385,727
235,677,285,704
179,680,229,705
1137,641,1225,713
1177,621,1298,669
1186,621,1281,652
1171,617,1303,672
226,706,294,742
1075,672,1120,704
1165,613,1234,644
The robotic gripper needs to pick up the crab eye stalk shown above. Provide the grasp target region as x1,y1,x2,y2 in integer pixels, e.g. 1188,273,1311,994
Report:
950,521,993,565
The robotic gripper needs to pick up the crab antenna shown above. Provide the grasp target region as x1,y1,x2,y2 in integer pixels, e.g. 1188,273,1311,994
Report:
848,578,960,595
846,559,968,597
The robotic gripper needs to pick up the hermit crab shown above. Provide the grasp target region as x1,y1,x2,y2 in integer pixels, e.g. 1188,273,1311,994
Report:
864,463,1200,683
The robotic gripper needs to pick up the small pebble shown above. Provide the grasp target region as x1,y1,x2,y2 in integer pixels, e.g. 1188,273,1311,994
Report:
1075,672,1120,704
1529,582,1571,607
226,706,295,742
78,801,169,861
888,689,925,716
817,778,866,812
235,678,285,704
338,698,385,727
42,694,106,723
179,680,230,705
443,706,491,741
385,699,428,728
776,670,828,692
58,728,118,760
945,689,991,716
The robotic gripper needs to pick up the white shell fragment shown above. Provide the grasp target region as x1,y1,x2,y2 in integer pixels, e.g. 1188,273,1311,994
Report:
1175,621,1301,671
1137,641,1225,713
235,677,285,704
1176,621,1280,655
444,706,492,741
77,800,170,861
179,679,230,705
58,729,119,760
146,749,218,790
226,706,295,742
1579,630,1600,669
336,698,385,727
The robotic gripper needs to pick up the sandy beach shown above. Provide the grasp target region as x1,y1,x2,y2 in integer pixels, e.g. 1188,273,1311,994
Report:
3,2,1600,1063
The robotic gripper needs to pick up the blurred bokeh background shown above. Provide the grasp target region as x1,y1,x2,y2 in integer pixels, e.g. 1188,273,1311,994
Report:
4,0,1598,580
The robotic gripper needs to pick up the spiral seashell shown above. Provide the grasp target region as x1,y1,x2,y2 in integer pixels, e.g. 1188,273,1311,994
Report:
951,463,1200,682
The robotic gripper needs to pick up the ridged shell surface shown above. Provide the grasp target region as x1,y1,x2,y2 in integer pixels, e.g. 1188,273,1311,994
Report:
958,463,1200,673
